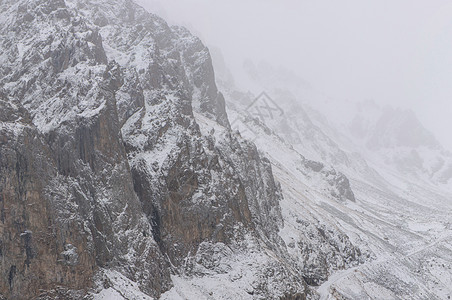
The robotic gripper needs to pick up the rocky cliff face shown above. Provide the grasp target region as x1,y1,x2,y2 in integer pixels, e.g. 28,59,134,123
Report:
0,0,331,299
0,1,172,296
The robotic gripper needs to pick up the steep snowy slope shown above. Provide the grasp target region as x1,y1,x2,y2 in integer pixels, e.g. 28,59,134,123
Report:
215,58,452,299
224,95,452,299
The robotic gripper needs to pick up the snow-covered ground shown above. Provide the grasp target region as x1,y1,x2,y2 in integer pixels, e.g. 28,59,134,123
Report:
219,63,452,298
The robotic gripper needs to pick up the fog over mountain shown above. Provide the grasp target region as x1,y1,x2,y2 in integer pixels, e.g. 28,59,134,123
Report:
1,0,451,299
137,0,452,151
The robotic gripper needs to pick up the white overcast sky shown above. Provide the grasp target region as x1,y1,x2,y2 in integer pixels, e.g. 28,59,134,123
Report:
137,0,452,150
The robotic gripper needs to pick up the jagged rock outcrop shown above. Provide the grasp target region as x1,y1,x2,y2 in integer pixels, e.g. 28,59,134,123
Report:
302,160,355,202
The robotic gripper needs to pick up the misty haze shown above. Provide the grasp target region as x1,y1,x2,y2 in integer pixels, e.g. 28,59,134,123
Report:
0,0,451,299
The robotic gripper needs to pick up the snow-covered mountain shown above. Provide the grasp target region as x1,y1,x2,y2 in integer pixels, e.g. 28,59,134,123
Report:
0,0,369,299
0,0,303,298
0,0,450,299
